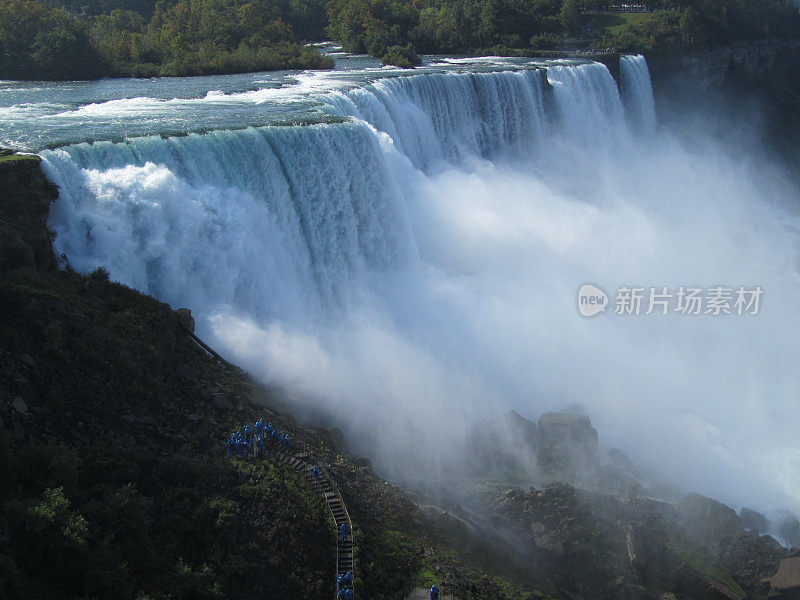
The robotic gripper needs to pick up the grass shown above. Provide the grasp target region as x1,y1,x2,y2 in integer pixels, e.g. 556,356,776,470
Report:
669,540,746,598
0,154,40,164
584,12,657,36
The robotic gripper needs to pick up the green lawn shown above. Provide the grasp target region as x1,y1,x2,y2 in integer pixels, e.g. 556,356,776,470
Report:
584,12,657,36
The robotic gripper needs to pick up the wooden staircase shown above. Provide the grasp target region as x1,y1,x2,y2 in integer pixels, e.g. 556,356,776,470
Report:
269,448,355,598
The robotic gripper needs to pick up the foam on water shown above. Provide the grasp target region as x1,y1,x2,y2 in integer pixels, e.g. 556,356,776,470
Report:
37,57,800,512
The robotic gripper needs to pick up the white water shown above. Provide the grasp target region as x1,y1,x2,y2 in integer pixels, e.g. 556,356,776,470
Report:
39,57,800,513
620,54,656,132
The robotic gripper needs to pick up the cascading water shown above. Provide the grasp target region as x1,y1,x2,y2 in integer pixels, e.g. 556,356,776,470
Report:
620,54,657,132
43,121,412,320
36,56,800,513
323,68,549,169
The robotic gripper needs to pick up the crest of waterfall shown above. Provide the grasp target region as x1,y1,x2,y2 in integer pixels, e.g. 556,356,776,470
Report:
42,121,412,322
620,54,657,133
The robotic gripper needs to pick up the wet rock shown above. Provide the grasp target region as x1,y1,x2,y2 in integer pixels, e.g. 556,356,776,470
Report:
676,493,742,553
175,308,195,333
177,363,200,384
212,393,233,411
328,427,348,454
353,456,372,470
779,514,800,548
121,414,138,423
12,397,28,414
719,530,786,596
19,354,36,369
186,414,201,423
537,412,599,475
739,508,769,533
466,410,539,479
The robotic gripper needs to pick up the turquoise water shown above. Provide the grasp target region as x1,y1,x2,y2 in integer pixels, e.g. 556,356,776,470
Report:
0,48,567,150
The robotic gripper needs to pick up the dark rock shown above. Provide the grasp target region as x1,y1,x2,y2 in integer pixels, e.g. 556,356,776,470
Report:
199,384,219,399
12,397,28,414
284,412,297,426
314,427,348,454
121,414,138,423
467,410,539,480
175,363,200,384
186,414,201,423
175,308,195,334
19,354,36,369
675,493,742,553
0,156,58,272
718,530,787,597
212,393,233,411
329,427,347,453
353,456,372,470
779,514,800,548
739,508,769,533
537,412,599,475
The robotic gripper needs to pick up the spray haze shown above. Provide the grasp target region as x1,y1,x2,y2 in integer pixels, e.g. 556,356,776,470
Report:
40,56,800,515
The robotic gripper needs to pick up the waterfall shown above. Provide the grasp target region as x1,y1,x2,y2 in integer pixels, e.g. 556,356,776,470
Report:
37,56,800,510
42,60,643,319
323,69,548,169
41,121,412,322
620,54,657,132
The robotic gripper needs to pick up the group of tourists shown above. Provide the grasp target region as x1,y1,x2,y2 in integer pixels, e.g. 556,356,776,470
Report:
429,584,439,600
337,571,353,599
225,417,292,458
338,522,350,540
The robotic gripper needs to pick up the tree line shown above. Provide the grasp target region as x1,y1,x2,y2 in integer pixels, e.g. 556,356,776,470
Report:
601,0,800,54
0,0,799,81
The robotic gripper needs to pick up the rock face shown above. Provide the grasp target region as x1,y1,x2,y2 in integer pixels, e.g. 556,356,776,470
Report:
740,508,770,534
676,493,742,553
779,514,800,548
646,39,800,164
467,410,539,480
536,412,598,475
719,530,788,597
175,307,195,334
0,155,58,272
492,483,763,600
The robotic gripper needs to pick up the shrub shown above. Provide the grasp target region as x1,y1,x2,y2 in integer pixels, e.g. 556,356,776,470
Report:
381,44,421,68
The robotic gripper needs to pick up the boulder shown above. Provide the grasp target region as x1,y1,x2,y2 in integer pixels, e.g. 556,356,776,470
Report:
175,308,195,334
466,410,539,479
740,508,769,534
212,393,233,411
536,412,599,475
718,530,787,597
779,514,800,548
314,427,348,454
676,493,742,553
12,397,28,414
